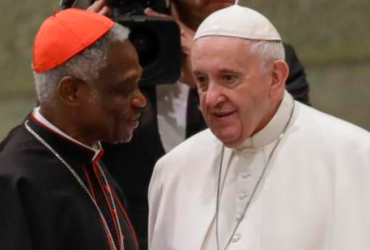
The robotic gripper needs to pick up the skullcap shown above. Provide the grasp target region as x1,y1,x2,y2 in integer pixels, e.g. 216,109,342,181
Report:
194,5,281,41
33,8,114,72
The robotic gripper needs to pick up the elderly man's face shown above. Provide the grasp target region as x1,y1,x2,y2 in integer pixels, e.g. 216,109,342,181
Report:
192,37,276,148
83,40,146,144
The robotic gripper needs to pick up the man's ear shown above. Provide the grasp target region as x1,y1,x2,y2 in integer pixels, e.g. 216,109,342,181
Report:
57,76,88,106
270,60,289,99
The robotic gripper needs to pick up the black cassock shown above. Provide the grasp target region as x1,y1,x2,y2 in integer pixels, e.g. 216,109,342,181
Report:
0,115,139,250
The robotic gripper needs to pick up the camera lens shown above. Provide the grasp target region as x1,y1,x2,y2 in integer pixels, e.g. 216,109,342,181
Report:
129,27,160,67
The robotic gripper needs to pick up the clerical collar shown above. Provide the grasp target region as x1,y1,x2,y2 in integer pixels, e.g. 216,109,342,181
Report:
237,91,295,150
33,107,102,161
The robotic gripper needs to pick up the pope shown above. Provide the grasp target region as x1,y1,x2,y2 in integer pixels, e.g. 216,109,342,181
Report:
148,5,370,250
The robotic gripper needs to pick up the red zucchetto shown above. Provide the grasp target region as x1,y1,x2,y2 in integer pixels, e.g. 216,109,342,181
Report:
32,8,114,72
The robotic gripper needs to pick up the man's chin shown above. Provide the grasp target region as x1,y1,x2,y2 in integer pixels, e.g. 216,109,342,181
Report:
105,133,133,145
214,131,244,148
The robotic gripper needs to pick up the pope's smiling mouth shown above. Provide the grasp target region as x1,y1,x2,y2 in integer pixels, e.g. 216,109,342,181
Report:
211,111,237,122
213,110,235,118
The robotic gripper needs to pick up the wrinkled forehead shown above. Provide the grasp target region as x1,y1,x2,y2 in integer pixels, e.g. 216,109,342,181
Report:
192,35,252,55
190,35,269,75
191,36,256,69
100,40,142,80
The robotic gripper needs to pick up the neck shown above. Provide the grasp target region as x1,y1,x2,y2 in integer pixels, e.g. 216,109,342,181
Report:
39,105,97,147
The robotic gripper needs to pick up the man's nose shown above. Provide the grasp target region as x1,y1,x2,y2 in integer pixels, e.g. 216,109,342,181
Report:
132,88,146,108
205,83,226,107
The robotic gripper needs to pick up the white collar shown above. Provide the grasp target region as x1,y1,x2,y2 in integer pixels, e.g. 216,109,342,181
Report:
33,107,102,161
237,91,295,150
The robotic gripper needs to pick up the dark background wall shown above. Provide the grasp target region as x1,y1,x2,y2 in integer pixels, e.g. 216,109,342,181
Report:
0,0,369,139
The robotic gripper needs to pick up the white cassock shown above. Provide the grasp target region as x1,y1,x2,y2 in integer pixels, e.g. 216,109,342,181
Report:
148,91,370,250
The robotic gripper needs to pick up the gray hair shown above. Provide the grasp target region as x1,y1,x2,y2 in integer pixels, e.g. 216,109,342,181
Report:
248,40,285,72
33,23,130,103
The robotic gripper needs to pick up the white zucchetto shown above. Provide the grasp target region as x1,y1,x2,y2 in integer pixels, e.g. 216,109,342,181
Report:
194,5,281,41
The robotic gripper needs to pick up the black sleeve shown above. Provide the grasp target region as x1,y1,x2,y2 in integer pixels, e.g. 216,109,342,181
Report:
0,112,32,152
283,43,311,106
0,124,23,152
0,175,35,250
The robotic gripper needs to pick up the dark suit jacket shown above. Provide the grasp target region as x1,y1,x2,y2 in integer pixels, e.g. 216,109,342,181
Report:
102,43,310,250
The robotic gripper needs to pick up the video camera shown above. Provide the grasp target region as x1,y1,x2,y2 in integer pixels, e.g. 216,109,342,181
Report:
60,0,181,86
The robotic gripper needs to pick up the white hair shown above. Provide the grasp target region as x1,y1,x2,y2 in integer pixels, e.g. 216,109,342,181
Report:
33,23,130,103
248,40,285,72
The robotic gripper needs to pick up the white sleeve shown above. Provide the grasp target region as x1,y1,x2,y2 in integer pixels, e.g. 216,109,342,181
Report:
148,158,165,250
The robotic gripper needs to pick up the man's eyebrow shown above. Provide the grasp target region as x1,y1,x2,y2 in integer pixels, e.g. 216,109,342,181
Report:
117,71,141,85
218,69,240,74
192,70,204,75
